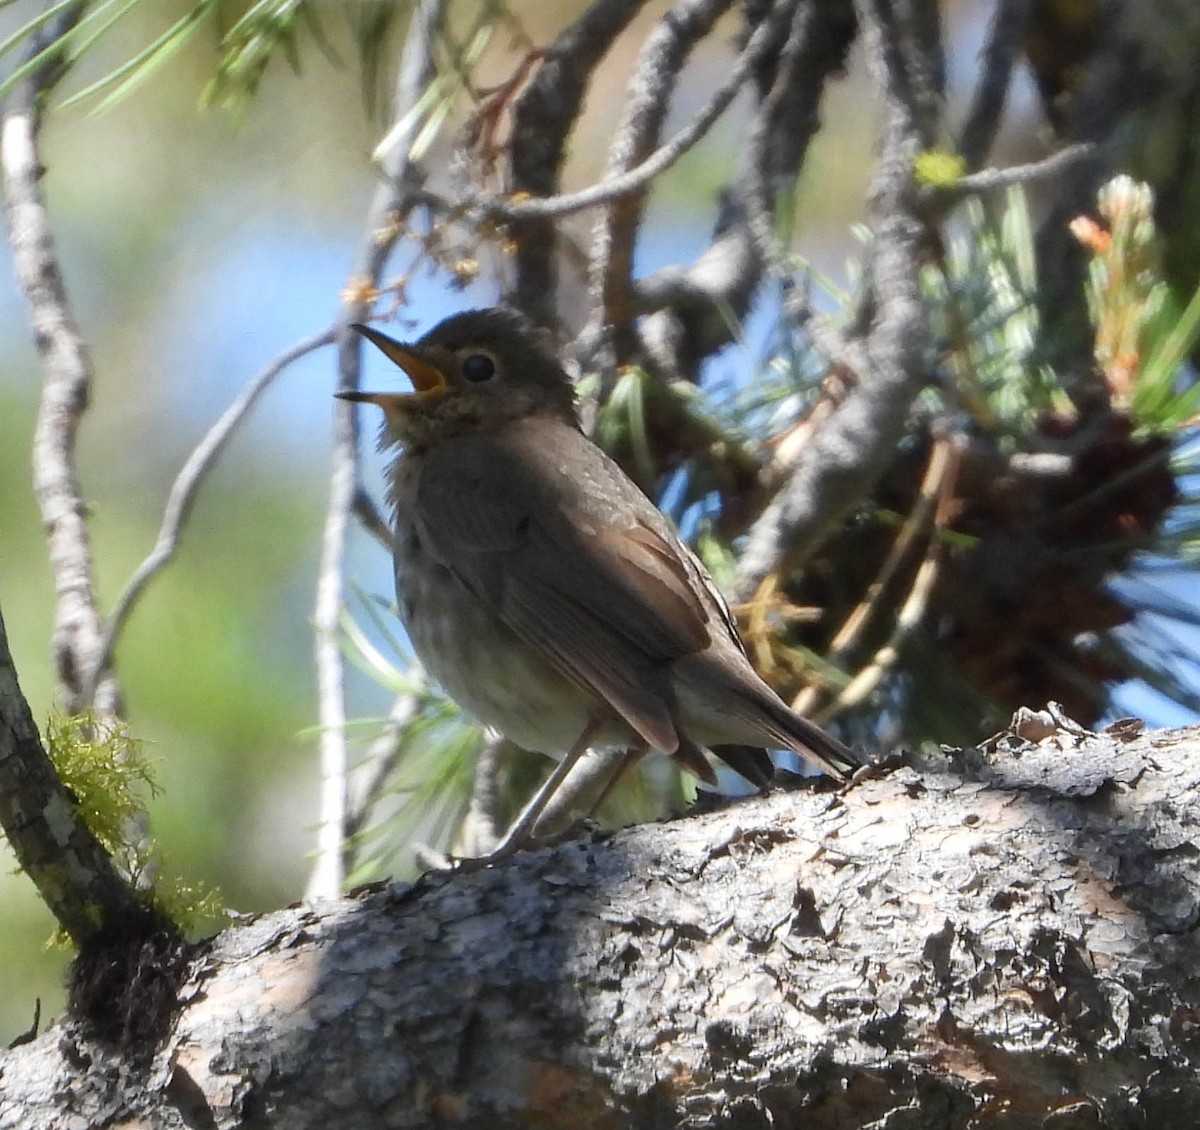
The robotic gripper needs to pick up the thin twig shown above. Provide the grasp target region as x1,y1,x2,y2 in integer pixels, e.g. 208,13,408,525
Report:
342,687,427,863
636,0,854,384
306,0,444,902
892,0,945,145
740,2,816,323
507,0,650,324
452,733,509,858
935,142,1097,201
81,328,336,705
588,0,737,360
352,486,393,550
0,4,172,948
816,437,961,716
792,433,957,717
491,0,796,227
2,1,119,718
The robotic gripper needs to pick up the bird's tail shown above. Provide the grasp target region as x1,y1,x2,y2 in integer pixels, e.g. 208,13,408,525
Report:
708,743,775,790
749,690,861,781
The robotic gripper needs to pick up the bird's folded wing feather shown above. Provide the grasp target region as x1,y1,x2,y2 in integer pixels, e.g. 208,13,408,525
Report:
413,430,715,752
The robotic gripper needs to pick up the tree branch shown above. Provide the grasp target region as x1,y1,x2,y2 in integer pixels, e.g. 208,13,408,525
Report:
735,0,932,597
1,3,119,718
4,723,1198,1126
956,0,1034,169
635,0,856,384
342,686,428,877
588,0,737,362
508,0,648,325
0,604,160,949
934,140,1097,201
494,0,788,228
82,328,336,707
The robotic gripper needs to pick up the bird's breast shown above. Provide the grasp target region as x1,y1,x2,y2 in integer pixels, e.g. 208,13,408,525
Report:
391,485,624,757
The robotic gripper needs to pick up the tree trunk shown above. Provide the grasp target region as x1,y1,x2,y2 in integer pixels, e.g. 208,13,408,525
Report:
3,721,1199,1128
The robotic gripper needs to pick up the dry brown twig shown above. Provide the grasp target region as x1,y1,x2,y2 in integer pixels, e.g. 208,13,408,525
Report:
823,435,962,716
792,433,962,720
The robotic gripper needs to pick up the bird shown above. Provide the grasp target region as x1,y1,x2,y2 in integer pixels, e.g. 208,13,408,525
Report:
338,306,858,859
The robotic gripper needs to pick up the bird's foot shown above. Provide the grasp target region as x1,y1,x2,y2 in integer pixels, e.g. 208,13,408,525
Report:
434,818,602,872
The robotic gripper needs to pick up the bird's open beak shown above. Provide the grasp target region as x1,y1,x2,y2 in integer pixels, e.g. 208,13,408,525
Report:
337,324,448,404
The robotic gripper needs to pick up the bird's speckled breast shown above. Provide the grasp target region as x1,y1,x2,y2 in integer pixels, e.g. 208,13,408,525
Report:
390,456,623,757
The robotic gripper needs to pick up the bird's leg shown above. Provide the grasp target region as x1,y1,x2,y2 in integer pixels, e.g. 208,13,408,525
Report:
583,745,647,820
475,712,608,864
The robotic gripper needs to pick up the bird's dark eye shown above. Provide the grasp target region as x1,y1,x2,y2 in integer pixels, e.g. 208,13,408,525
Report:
460,353,496,383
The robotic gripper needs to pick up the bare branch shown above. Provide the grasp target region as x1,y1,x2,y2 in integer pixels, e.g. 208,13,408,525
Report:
956,0,1034,169
890,0,945,141
452,733,509,859
351,486,393,550
307,0,444,902
825,439,958,714
735,0,933,598
793,434,961,719
942,141,1097,198
508,0,649,325
588,0,737,361
82,328,336,707
1,3,119,718
636,0,856,383
10,725,1200,1124
739,1,819,319
342,687,427,874
499,0,790,228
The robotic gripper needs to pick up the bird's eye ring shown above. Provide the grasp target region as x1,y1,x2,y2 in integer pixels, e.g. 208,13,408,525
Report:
460,353,496,383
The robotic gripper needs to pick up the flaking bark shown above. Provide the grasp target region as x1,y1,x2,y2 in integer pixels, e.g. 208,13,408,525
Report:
2,722,1198,1128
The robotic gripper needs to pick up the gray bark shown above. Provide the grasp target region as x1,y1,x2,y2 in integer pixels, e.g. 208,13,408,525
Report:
2,722,1199,1128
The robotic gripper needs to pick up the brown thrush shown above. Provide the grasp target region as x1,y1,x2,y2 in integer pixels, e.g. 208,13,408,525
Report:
339,307,857,857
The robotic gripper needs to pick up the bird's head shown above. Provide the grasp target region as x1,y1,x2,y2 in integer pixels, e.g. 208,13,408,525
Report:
338,307,579,449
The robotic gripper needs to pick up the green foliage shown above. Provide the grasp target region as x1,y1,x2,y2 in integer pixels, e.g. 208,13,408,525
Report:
45,712,224,939
0,0,210,108
922,187,1067,440
917,177,1199,734
0,0,379,111
63,2,212,113
594,366,657,486
342,697,479,885
1078,175,1200,434
203,0,339,114
0,0,515,131
922,177,1199,444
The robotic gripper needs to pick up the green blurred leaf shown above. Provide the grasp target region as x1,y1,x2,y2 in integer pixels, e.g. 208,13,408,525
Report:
66,4,208,112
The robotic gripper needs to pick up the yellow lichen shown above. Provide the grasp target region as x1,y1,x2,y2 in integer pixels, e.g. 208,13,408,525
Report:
44,712,223,941
914,149,966,188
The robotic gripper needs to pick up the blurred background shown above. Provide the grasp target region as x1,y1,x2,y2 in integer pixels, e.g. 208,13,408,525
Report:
1,0,1196,1040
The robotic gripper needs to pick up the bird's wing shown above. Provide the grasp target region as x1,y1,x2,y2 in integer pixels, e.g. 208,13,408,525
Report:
412,425,714,752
